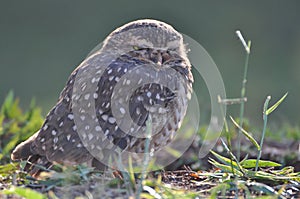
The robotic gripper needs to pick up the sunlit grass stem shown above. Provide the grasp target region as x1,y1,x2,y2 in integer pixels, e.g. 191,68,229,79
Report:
217,95,235,175
255,96,271,171
236,30,251,161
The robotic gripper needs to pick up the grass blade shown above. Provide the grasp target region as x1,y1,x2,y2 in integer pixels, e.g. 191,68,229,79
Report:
255,96,271,171
240,159,281,169
210,150,238,168
1,186,46,199
266,93,288,115
209,159,243,176
230,116,260,150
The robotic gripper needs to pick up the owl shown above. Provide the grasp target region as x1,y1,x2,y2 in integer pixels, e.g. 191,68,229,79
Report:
11,19,193,176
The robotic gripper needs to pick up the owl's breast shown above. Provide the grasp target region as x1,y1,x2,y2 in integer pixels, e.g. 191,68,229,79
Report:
91,52,191,153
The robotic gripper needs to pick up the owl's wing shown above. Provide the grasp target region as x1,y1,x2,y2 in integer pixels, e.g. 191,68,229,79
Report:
11,54,104,171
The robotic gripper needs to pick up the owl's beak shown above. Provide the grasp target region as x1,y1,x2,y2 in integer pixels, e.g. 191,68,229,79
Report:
151,50,172,66
150,50,163,66
157,53,163,66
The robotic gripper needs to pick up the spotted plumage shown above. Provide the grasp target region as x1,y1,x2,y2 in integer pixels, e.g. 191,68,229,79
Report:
11,19,193,176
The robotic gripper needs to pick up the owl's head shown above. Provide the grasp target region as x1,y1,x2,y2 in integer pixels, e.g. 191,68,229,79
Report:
102,19,187,58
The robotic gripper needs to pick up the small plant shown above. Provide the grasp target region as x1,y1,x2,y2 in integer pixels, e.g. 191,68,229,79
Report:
209,31,299,198
0,91,44,163
0,91,44,198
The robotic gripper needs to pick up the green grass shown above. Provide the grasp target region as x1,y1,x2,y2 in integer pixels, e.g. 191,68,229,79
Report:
0,90,299,198
0,91,44,163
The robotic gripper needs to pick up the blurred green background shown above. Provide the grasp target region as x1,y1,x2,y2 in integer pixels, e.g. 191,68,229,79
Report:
0,1,299,126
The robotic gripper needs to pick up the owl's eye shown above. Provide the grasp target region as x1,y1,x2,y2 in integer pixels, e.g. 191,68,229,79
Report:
132,46,140,50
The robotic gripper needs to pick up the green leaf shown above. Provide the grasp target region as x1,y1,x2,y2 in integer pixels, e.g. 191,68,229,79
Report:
270,166,295,175
247,170,300,181
209,159,243,176
218,139,246,174
240,159,281,169
230,116,260,150
210,150,238,168
0,163,18,176
1,186,46,199
1,90,14,114
266,92,288,115
9,98,22,119
1,91,22,119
